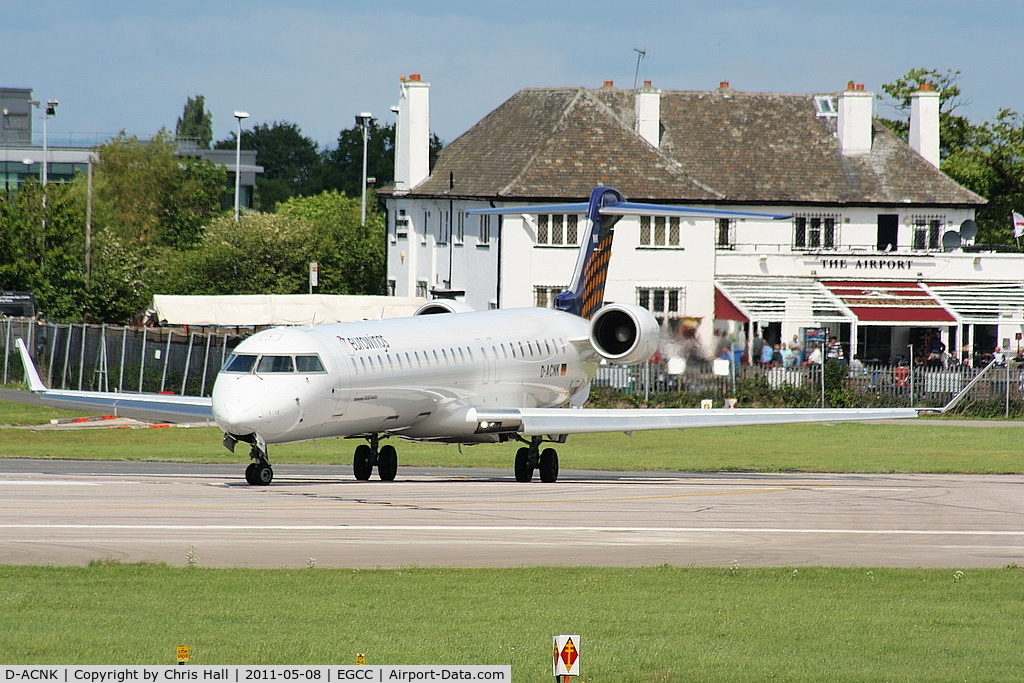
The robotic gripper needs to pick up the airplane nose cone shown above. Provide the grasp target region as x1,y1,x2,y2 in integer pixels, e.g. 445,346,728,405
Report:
213,396,263,434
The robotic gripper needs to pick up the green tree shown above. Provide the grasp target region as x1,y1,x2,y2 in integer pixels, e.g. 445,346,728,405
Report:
878,67,974,159
880,67,1024,247
93,131,226,248
942,109,1024,245
79,227,150,323
312,122,443,199
215,122,321,210
0,179,89,321
175,95,213,149
276,191,386,295
166,212,320,295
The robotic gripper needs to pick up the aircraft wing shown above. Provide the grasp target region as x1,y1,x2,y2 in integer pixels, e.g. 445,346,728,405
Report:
477,406,918,436
14,338,213,421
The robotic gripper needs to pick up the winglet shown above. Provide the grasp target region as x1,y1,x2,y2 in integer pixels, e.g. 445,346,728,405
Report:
554,186,624,318
15,338,48,393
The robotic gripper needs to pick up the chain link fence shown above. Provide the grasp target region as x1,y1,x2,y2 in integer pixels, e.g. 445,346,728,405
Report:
2,317,243,397
3,316,1023,416
595,357,1024,415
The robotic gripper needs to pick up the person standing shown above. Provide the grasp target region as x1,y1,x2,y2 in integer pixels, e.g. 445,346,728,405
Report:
826,336,845,363
788,334,803,365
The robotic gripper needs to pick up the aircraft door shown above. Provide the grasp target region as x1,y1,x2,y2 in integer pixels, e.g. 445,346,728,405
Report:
477,338,499,384
330,355,351,417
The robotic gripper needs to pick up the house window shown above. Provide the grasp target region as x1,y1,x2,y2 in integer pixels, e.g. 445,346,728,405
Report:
415,280,428,298
639,215,681,247
814,95,838,117
911,216,943,251
534,285,563,308
793,215,839,250
438,210,449,245
636,286,684,325
537,214,580,246
395,210,409,239
716,218,736,249
455,212,465,244
479,214,491,245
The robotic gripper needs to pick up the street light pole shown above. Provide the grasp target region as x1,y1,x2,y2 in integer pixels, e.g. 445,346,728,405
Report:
233,111,250,221
30,99,58,186
355,112,374,226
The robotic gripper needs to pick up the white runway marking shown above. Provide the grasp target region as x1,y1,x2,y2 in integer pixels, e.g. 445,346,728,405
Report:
2,524,1023,536
0,481,100,486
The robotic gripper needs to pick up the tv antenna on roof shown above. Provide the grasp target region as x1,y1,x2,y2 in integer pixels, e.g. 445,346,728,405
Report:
633,48,647,89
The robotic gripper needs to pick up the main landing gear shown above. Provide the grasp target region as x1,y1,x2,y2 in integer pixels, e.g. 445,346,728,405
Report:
514,436,560,483
352,435,398,482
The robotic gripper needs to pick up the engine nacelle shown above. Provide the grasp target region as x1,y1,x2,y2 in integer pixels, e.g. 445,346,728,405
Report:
413,300,475,316
589,303,661,365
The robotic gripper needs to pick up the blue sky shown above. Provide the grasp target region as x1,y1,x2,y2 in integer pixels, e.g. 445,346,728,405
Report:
5,1,1022,149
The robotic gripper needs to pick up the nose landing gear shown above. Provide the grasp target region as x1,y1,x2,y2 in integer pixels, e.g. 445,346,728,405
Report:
223,432,274,486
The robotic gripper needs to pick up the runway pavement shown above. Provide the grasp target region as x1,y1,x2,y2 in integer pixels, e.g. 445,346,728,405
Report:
2,459,1023,569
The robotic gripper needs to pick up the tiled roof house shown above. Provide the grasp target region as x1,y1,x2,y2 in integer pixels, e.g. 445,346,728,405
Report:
382,77,1022,363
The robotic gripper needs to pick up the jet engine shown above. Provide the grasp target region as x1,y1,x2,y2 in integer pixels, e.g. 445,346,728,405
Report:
588,303,661,365
413,300,475,315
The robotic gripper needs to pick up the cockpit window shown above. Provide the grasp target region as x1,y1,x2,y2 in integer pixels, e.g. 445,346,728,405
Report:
295,355,326,373
223,353,326,374
256,355,295,373
223,354,257,373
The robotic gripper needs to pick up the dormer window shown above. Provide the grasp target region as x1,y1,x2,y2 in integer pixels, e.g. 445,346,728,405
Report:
814,95,838,117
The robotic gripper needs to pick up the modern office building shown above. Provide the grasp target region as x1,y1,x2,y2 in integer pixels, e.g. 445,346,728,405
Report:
1,87,260,209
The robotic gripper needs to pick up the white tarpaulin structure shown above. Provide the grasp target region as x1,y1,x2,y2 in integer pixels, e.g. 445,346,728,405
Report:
150,294,427,326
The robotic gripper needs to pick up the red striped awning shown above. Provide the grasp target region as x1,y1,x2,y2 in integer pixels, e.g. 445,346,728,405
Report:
714,286,748,322
821,280,957,323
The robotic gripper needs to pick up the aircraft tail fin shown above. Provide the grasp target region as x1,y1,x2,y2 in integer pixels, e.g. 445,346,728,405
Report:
554,186,624,318
467,186,791,319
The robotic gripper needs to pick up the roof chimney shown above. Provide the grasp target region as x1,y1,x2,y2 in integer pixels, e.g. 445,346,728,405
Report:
393,73,430,193
909,83,940,167
838,81,873,155
635,80,660,148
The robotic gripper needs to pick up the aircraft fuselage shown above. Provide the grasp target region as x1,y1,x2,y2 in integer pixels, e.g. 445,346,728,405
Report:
211,308,596,445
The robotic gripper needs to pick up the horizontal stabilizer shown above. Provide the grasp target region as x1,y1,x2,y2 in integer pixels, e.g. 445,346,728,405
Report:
599,202,791,220
467,203,590,215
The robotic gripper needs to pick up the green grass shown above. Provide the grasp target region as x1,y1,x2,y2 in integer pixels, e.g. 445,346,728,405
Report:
1,398,1022,474
1,564,1022,680
4,398,1024,678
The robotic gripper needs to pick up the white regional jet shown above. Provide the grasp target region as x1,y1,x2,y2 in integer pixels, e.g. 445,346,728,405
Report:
17,187,919,485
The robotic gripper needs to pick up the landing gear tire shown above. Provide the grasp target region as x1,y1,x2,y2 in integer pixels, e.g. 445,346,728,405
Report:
253,463,273,485
378,444,398,481
353,444,373,480
539,448,559,483
244,439,273,486
514,447,533,482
